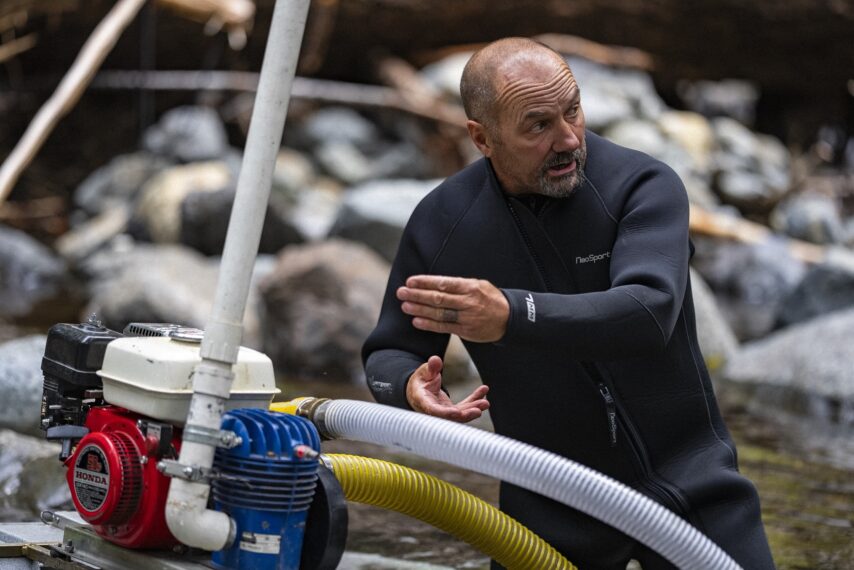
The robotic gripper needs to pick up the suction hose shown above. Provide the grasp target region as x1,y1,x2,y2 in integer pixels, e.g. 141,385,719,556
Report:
291,398,743,570
324,454,576,570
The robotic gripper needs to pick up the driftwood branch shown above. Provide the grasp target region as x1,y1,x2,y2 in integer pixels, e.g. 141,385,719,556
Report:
0,0,147,206
0,32,37,63
90,70,468,129
689,204,826,264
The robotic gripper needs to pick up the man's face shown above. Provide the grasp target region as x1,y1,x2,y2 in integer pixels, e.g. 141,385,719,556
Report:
480,56,587,197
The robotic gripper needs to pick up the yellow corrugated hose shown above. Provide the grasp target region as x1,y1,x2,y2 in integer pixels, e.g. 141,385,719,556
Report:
324,453,577,570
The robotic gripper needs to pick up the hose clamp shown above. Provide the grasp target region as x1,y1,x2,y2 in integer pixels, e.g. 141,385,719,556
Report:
182,425,243,449
156,459,216,482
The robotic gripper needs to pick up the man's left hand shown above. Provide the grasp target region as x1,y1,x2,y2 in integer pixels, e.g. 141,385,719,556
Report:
397,275,509,343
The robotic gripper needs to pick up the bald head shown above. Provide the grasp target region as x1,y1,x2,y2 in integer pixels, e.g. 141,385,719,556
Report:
460,37,570,127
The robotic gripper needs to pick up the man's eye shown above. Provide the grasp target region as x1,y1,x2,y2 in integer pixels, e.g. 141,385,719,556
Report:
567,104,580,118
531,121,547,133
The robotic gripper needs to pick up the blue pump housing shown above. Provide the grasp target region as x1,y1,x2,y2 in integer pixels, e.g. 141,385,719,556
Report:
211,409,321,570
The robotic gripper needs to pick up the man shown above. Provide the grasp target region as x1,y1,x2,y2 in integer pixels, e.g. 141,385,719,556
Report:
362,37,775,569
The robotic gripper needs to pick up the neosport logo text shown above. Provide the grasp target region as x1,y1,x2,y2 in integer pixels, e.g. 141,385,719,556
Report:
575,251,611,264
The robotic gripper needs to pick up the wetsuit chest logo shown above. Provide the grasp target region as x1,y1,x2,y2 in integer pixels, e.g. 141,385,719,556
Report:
575,251,611,264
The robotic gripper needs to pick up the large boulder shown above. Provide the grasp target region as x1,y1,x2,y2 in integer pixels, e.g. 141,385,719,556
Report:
258,239,389,382
723,308,854,422
0,335,47,437
328,179,440,261
689,269,738,373
72,152,170,219
0,430,70,521
132,161,233,244
711,117,791,213
770,191,846,245
776,253,854,328
79,242,267,349
0,224,79,322
690,236,806,340
142,106,230,163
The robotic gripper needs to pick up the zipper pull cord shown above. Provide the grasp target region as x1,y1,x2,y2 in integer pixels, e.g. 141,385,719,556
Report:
598,383,618,447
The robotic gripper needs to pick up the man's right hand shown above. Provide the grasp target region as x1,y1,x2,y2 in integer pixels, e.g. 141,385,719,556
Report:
406,355,490,423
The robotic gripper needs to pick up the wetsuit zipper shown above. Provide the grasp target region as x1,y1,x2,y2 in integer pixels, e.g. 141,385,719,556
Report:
598,383,618,447
506,200,553,291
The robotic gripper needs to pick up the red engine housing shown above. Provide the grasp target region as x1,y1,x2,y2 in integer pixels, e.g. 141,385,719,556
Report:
65,406,182,549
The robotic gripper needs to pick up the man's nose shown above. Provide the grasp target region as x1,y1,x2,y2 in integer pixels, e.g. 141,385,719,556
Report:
553,119,581,153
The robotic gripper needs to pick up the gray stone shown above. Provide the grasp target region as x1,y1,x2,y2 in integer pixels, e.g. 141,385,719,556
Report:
0,430,70,520
179,187,303,255
0,336,47,437
142,106,229,163
258,239,390,382
298,107,381,150
711,117,791,212
419,51,472,100
676,79,760,127
691,236,806,340
288,179,344,242
567,57,667,121
273,148,317,195
576,88,634,132
73,152,170,218
328,179,440,261
79,242,265,349
315,141,375,185
0,225,75,321
776,256,854,328
723,308,854,420
133,161,233,244
770,192,846,245
603,119,669,158
689,269,739,373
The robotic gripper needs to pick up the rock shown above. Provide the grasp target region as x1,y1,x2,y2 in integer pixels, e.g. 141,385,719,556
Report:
676,79,760,127
604,119,718,208
0,430,70,520
179,187,303,255
579,89,635,133
79,242,266,349
567,56,667,121
258,239,390,382
711,117,791,212
328,179,440,261
657,111,715,171
770,191,846,245
690,236,806,340
133,161,233,244
0,225,78,322
419,51,472,100
273,148,317,194
288,179,345,242
603,119,669,159
776,256,854,328
142,106,230,163
73,152,171,218
0,335,47,437
723,308,854,421
296,107,382,150
689,269,738,373
315,141,375,185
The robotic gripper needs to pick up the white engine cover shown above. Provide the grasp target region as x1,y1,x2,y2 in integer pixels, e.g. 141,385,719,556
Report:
97,336,280,424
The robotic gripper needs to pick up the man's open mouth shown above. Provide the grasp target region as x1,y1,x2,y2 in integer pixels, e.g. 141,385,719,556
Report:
546,160,577,176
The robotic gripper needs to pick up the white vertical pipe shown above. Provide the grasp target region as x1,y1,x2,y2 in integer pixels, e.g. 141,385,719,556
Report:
165,0,311,551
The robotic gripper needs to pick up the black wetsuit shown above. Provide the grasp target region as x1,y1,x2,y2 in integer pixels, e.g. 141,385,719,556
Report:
362,131,775,569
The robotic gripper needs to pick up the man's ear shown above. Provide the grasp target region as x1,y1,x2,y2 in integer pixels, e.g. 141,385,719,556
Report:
466,120,493,157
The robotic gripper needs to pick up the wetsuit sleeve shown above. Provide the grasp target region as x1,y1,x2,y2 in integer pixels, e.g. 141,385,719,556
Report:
500,165,690,360
361,207,451,409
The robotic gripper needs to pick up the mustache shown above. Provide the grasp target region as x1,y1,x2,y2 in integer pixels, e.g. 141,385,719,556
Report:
544,149,584,169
